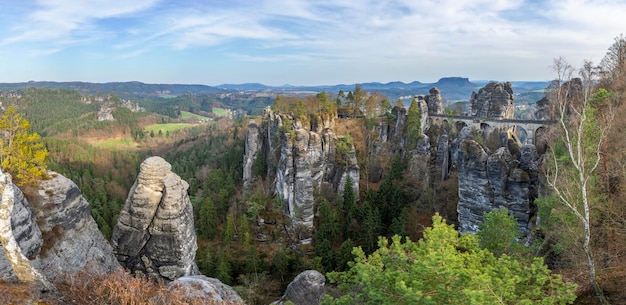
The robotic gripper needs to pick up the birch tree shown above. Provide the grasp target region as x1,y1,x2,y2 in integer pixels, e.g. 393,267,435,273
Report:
545,57,611,305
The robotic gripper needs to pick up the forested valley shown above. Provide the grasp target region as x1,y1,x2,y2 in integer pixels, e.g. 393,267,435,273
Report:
1,36,626,305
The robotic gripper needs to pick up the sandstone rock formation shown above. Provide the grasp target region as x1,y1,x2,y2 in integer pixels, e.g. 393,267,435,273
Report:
168,275,244,304
456,138,538,235
244,109,359,233
243,119,261,190
29,172,120,278
1,170,119,289
469,82,515,119
112,156,198,281
272,270,326,305
97,106,114,121
425,87,443,114
0,170,48,287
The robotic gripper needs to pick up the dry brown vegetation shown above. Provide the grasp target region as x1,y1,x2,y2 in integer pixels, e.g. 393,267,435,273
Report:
0,269,245,305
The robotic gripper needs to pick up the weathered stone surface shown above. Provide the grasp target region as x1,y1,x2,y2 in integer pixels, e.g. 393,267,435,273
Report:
1,170,118,289
112,156,198,281
272,270,325,305
436,134,450,181
456,139,537,235
0,171,46,284
243,120,261,191
257,109,358,233
29,172,120,279
469,82,515,119
168,275,244,304
97,106,114,121
534,96,551,120
425,87,443,114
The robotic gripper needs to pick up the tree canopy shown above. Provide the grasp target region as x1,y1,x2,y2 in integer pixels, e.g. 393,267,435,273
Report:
0,106,48,185
325,214,577,305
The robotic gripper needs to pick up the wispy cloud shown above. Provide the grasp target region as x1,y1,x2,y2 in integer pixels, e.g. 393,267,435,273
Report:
2,0,158,46
1,0,625,84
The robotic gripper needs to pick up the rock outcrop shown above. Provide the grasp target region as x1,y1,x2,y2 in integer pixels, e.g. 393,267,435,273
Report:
29,172,120,278
469,82,515,119
456,138,538,235
243,120,261,190
272,270,326,305
112,156,198,281
425,87,443,115
244,109,359,233
168,275,244,304
1,170,119,288
97,106,114,121
0,170,49,287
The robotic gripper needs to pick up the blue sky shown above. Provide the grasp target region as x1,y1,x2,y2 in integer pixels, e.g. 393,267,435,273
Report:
0,0,625,86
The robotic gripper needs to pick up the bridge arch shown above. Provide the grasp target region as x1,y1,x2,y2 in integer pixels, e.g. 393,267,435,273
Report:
514,125,528,144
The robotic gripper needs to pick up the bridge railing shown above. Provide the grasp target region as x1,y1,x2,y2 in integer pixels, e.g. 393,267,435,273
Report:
428,114,554,125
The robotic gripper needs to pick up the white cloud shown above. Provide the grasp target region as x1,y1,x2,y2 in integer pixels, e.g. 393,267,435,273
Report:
2,0,158,45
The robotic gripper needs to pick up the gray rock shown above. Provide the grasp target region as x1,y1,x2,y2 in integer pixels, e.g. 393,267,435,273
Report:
425,87,443,115
168,275,244,304
112,156,198,281
259,109,359,234
469,82,515,119
0,170,47,285
272,270,325,305
243,120,261,191
97,106,114,121
456,139,537,235
1,170,119,290
29,172,120,279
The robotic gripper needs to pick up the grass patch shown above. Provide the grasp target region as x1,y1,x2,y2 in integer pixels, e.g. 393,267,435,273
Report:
145,123,197,134
181,111,210,120
91,137,137,149
212,107,230,117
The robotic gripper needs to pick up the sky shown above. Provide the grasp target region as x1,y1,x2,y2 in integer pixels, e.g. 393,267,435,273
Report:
0,0,625,86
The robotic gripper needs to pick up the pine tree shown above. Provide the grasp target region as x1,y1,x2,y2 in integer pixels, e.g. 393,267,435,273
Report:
0,106,48,186
406,98,421,150
198,196,218,239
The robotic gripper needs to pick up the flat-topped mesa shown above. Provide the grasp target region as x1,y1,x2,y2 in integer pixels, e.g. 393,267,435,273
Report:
112,156,198,281
470,81,515,119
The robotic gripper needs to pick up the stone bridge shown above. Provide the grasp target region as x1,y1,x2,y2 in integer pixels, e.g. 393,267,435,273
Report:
428,114,552,144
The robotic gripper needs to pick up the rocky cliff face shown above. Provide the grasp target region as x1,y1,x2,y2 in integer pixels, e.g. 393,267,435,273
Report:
112,156,198,281
425,87,444,115
470,82,515,119
243,109,359,233
0,170,119,288
456,137,539,235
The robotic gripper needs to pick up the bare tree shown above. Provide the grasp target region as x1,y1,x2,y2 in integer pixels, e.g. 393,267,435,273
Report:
600,34,626,80
546,57,611,305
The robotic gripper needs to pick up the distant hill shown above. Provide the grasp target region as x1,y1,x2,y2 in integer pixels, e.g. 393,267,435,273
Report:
0,81,225,100
216,83,272,91
0,78,550,109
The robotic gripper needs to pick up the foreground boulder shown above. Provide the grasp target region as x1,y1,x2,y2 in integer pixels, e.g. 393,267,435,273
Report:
0,170,119,288
272,270,326,305
111,156,198,281
168,275,244,304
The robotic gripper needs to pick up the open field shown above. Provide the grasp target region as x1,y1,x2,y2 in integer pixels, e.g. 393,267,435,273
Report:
212,107,230,117
180,111,210,120
144,123,197,134
91,137,138,149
